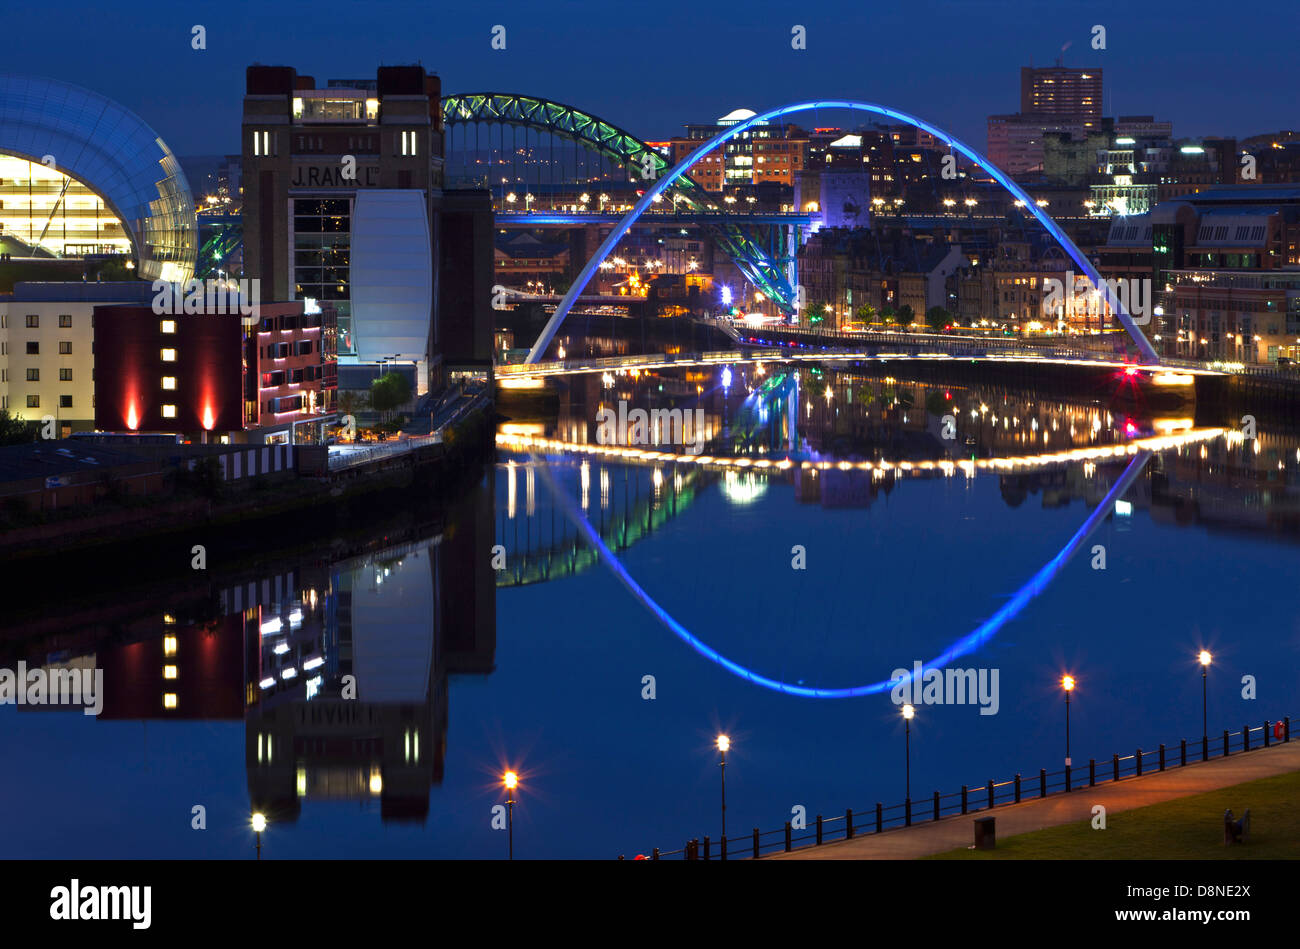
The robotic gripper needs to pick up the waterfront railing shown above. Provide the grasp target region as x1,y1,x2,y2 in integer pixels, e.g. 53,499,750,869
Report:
625,716,1292,861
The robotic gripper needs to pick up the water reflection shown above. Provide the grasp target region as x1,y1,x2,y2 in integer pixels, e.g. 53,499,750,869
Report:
0,474,496,828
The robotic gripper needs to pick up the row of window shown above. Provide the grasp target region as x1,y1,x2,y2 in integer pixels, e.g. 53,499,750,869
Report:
5,368,76,381
1,341,76,355
16,394,75,408
260,341,314,358
7,314,75,328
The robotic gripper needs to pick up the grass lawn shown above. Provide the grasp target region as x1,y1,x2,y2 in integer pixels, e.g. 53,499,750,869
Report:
926,770,1300,859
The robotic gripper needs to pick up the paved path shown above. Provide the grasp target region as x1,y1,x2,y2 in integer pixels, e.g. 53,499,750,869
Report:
773,740,1300,859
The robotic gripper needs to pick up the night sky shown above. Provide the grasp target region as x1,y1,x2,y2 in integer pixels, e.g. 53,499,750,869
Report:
6,0,1293,159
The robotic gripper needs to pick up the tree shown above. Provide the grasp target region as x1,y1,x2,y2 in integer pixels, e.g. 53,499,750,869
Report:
0,409,35,446
807,302,829,324
370,372,412,422
880,305,896,326
894,304,914,331
925,305,952,333
338,389,370,418
855,303,876,325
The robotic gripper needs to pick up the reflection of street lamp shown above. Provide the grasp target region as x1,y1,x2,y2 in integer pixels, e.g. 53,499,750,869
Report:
716,735,730,839
902,704,914,802
251,812,266,860
1061,675,1075,766
504,771,518,860
1199,651,1212,756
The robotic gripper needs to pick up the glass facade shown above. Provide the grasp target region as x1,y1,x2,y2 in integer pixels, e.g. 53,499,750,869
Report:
0,75,197,282
292,198,353,354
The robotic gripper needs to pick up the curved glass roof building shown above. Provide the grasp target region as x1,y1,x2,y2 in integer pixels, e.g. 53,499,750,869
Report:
0,75,197,282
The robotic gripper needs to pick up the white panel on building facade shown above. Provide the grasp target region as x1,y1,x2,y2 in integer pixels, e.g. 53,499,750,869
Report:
349,190,433,363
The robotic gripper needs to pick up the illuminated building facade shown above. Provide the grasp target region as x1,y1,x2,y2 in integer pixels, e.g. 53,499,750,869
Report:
0,282,154,431
0,76,197,282
667,109,808,191
242,65,495,395
91,300,336,440
1020,66,1102,117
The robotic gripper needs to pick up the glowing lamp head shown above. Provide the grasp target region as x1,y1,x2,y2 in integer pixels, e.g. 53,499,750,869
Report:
721,366,733,390
503,770,518,791
716,735,730,753
1062,675,1075,692
1199,650,1212,667
902,704,915,721
251,813,267,833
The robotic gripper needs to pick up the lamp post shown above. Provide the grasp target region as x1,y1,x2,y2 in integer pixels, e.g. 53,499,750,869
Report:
1199,651,1212,746
503,771,518,860
902,704,914,801
1061,675,1075,766
251,812,266,860
716,735,730,839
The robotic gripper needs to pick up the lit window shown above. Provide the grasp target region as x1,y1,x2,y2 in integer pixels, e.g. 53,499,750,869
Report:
163,665,178,680
161,320,176,334
162,377,177,390
161,348,176,361
162,404,177,418
163,693,178,709
163,635,177,656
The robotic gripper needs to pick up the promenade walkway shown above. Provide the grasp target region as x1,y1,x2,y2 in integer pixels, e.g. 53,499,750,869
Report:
774,740,1300,860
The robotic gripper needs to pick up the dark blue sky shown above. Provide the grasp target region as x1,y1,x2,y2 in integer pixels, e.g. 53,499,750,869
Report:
8,0,1294,158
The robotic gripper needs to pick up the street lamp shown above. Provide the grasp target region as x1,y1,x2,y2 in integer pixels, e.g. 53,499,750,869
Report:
902,704,914,802
503,770,518,860
251,812,266,860
716,735,730,839
1199,651,1212,753
1061,675,1076,766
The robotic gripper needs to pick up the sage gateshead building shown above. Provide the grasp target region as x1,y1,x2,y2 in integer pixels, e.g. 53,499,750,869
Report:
0,75,197,283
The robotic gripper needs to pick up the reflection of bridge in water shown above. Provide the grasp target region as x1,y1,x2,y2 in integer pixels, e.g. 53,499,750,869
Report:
495,457,711,587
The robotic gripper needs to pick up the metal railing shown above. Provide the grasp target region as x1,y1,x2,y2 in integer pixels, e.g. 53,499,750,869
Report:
624,716,1292,861
327,433,442,471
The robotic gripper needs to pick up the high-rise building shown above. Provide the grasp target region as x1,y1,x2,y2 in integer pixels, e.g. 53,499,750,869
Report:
1020,66,1103,117
988,65,1106,179
241,65,493,397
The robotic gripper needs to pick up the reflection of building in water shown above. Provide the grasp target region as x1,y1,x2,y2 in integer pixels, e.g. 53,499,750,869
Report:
551,369,724,450
1151,432,1300,539
244,475,495,825
793,368,1151,465
494,454,711,586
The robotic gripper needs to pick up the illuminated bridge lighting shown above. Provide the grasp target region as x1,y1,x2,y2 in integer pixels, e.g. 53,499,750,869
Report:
526,99,1162,364
496,427,1224,476
497,349,1222,382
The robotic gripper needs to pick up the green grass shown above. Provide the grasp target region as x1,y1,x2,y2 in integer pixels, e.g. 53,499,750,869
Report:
926,770,1300,859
